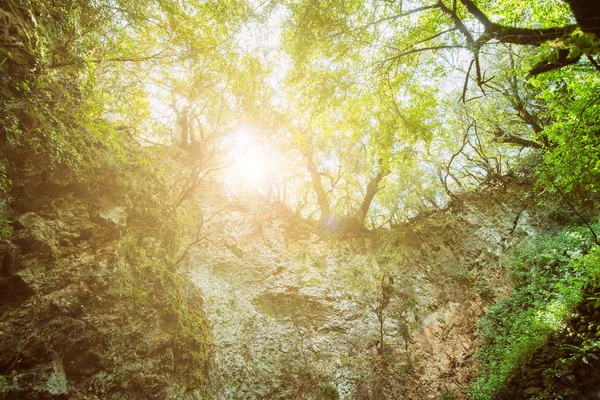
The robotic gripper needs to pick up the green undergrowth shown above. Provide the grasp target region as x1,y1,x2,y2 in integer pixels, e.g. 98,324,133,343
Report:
470,221,600,399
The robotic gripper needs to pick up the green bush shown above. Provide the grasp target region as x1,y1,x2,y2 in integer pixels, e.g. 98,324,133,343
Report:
470,222,600,399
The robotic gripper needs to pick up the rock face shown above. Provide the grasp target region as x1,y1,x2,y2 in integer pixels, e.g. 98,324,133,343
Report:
189,181,561,399
0,171,567,400
0,192,211,399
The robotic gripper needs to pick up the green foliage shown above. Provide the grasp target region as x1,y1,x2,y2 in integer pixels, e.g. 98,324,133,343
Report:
317,381,340,399
1,1,145,175
4,0,600,397
452,266,496,300
0,160,12,239
0,376,9,393
441,391,456,400
0,162,11,192
482,0,573,28
0,200,12,240
131,287,148,307
1,0,597,234
533,70,600,200
470,222,600,399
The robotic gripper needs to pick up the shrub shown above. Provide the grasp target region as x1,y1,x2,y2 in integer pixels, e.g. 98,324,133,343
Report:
470,222,600,399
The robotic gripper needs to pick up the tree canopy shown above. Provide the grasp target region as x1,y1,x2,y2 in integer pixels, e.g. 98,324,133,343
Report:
2,0,600,233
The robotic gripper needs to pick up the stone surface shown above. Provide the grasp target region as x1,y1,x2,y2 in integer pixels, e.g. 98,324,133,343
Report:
0,191,210,400
188,181,560,399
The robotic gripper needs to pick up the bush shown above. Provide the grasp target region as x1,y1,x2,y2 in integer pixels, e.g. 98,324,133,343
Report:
470,222,600,399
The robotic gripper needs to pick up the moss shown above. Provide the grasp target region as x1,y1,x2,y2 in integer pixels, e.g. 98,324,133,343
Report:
311,254,328,269
0,376,9,393
0,200,12,240
104,233,214,391
42,372,68,395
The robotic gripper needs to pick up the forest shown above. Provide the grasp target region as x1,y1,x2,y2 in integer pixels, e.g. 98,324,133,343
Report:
1,0,600,399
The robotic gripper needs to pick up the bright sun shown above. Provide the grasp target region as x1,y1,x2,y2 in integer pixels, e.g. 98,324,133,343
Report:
230,129,271,187
237,156,267,183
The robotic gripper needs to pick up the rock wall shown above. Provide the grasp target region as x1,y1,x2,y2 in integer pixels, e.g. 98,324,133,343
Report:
0,166,569,400
189,181,563,399
0,187,211,399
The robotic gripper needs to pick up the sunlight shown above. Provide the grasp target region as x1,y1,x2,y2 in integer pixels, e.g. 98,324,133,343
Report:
235,128,253,148
237,156,268,183
229,128,272,189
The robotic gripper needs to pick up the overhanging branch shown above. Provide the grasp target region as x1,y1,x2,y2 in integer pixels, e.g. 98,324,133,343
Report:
493,127,543,149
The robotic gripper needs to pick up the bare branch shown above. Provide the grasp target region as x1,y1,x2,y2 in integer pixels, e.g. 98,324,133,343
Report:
459,59,475,103
175,205,229,265
439,131,469,197
304,150,332,228
587,53,600,73
493,127,543,149
383,45,466,65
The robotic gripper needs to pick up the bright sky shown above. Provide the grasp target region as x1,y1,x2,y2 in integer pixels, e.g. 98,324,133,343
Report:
222,127,275,198
143,2,289,184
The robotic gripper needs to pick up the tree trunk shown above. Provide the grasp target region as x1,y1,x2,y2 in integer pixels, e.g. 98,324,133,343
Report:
304,152,332,228
347,167,388,232
564,0,600,37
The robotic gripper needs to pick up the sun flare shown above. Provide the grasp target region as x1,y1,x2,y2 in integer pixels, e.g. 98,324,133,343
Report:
230,129,272,187
236,156,268,183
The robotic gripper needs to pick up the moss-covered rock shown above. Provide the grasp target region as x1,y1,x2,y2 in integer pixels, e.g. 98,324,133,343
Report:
0,187,211,399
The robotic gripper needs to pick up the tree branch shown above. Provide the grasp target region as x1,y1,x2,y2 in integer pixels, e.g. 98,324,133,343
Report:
563,0,600,37
383,45,466,65
485,25,577,46
175,206,229,265
458,0,491,28
47,51,167,69
346,159,389,232
360,3,443,30
459,0,577,46
493,127,543,149
304,150,332,228
529,49,581,76
586,53,600,73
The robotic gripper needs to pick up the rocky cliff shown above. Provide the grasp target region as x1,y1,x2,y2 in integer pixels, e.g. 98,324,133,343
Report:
0,163,584,400
0,153,211,399
187,180,564,399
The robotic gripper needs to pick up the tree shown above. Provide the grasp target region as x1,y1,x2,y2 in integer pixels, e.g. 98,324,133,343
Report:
372,0,597,89
278,18,442,231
